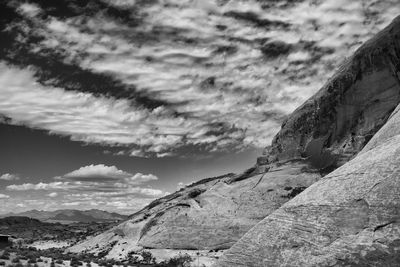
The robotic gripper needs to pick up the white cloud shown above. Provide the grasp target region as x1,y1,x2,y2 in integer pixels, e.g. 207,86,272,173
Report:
48,192,58,198
135,188,165,197
60,164,158,185
63,164,133,180
177,181,193,190
126,173,158,184
17,3,41,17
7,182,69,191
0,173,20,181
0,194,10,199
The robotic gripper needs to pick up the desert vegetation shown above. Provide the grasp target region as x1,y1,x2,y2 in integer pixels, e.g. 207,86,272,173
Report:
0,246,194,267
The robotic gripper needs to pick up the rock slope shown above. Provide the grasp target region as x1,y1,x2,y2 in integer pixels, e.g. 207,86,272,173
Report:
69,16,400,261
216,15,400,267
69,168,320,257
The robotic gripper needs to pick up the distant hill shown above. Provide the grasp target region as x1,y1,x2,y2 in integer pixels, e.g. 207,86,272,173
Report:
0,209,128,224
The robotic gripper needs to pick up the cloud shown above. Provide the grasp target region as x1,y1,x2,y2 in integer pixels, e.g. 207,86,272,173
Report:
136,188,165,197
48,192,58,198
63,164,135,181
177,181,194,190
60,164,158,184
17,3,41,17
6,182,69,191
126,173,158,184
1,0,399,159
0,194,10,199
0,173,20,181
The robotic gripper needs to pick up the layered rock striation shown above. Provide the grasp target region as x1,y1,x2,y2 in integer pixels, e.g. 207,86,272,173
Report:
216,15,400,267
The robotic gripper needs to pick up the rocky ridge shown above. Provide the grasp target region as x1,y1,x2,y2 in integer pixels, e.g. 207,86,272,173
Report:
216,15,400,267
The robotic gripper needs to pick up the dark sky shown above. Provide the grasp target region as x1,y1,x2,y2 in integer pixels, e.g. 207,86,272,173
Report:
0,0,397,214
0,123,259,190
0,122,259,214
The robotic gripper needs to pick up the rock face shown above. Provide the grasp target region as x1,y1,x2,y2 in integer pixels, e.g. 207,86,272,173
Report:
216,16,400,267
264,16,400,169
70,16,400,261
69,167,320,257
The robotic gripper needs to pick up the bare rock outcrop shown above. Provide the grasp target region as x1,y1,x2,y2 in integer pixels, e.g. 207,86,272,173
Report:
264,16,400,169
69,165,320,257
216,15,400,267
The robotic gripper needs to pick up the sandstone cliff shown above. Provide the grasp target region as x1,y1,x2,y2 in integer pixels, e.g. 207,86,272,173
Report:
216,15,400,267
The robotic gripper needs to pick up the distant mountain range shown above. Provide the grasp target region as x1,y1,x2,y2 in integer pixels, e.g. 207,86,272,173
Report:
0,209,128,224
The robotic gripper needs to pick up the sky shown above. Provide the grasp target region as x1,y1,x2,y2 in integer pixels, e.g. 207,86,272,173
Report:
0,0,399,214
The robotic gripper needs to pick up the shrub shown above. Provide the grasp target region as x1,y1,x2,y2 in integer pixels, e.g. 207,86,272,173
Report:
158,254,193,267
12,257,20,263
70,257,83,266
140,251,155,264
28,259,37,264
0,261,5,266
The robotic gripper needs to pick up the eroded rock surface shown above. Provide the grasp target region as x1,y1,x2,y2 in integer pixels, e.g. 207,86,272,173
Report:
216,15,400,267
263,16,400,169
69,165,320,257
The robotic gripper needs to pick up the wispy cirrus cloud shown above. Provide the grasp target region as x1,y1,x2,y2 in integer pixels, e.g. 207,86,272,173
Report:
6,182,69,191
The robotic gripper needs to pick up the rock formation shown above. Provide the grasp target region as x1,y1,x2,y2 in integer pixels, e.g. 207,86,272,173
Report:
69,167,320,257
70,15,400,261
216,15,400,267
